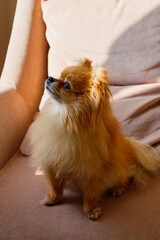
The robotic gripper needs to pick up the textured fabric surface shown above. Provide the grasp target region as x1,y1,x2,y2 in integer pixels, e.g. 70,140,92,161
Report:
0,153,160,240
110,84,160,146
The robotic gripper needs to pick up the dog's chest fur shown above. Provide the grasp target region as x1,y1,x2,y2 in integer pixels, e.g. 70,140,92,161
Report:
31,101,110,180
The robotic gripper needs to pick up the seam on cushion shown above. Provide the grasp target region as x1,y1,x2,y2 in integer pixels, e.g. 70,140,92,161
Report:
143,127,160,145
124,97,160,120
123,117,160,142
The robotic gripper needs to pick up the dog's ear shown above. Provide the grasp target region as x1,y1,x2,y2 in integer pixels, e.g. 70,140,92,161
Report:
91,66,111,108
78,58,92,69
92,66,109,85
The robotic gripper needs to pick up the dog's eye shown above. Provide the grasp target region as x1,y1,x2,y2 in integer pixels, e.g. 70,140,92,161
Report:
63,82,70,90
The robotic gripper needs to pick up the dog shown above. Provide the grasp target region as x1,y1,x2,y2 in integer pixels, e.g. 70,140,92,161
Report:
30,59,160,220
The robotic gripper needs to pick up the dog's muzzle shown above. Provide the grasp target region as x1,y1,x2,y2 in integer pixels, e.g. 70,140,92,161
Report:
45,76,61,100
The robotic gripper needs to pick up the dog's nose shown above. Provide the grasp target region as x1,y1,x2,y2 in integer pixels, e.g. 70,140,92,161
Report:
47,76,55,82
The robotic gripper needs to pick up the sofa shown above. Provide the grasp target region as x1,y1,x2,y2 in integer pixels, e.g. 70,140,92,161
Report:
0,0,160,239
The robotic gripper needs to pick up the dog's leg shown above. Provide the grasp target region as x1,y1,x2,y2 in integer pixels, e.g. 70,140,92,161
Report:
43,167,65,206
82,183,102,221
83,197,102,221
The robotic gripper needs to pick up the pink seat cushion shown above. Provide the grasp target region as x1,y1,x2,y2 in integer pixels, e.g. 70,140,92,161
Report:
0,153,160,239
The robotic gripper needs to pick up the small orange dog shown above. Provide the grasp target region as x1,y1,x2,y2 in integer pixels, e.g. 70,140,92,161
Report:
31,59,160,220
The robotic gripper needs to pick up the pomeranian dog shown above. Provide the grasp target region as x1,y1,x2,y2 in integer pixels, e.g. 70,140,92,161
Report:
31,59,160,220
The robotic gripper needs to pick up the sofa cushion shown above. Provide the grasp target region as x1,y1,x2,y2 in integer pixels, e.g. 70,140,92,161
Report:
0,153,160,239
42,0,160,85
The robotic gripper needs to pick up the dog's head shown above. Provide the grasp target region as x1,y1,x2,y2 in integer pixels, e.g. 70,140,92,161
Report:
46,59,111,111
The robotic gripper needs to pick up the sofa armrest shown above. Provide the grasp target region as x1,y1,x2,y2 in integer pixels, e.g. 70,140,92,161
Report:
0,0,49,169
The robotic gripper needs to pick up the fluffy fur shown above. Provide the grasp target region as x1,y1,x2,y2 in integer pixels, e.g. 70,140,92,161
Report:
31,59,160,220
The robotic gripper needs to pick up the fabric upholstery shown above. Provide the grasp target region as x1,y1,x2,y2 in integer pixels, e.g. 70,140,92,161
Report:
0,153,160,239
42,0,160,85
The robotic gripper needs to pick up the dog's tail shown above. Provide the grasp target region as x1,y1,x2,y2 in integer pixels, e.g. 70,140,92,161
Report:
128,138,160,187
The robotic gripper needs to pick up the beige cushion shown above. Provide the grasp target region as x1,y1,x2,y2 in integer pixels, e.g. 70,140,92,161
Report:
42,0,160,84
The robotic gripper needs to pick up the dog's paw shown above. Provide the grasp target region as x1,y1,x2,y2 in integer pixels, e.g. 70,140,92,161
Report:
109,186,127,198
42,197,60,206
87,207,102,221
42,193,62,206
